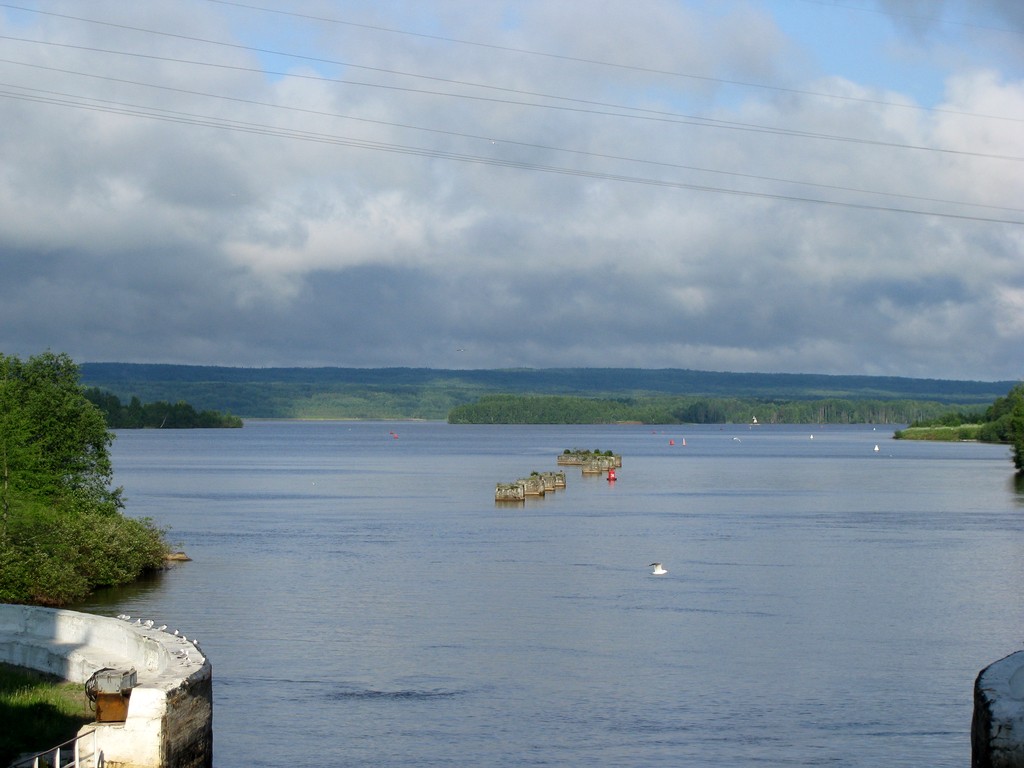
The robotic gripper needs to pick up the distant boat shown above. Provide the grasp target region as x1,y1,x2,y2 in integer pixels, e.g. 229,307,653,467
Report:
873,445,880,452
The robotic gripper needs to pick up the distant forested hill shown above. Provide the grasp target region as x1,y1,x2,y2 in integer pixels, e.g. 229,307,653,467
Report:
78,363,1017,421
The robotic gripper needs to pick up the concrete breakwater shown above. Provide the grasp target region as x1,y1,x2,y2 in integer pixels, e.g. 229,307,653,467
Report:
496,450,621,501
496,471,566,501
0,604,212,768
973,650,1024,767
556,450,622,468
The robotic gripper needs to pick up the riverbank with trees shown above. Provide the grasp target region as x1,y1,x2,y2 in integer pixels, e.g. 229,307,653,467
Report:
79,363,1013,421
0,352,169,606
84,388,242,428
895,383,1024,471
446,393,982,426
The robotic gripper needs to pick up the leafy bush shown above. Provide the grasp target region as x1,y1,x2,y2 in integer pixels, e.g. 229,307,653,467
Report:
1,352,169,605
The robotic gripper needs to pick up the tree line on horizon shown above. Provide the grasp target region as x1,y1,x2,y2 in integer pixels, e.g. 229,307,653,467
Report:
895,383,1024,471
83,388,242,429
445,393,986,427
78,362,1015,420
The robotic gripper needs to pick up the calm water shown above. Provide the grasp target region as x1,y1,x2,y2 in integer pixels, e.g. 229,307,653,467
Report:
76,421,1024,767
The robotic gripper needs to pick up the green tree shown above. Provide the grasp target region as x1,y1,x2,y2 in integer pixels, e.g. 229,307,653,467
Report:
1003,384,1024,472
0,352,166,605
2,352,122,515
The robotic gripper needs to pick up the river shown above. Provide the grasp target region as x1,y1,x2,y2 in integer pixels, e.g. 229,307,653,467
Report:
75,420,1024,766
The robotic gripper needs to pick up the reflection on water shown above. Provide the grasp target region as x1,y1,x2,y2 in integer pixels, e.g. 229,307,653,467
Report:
72,421,1024,768
1013,471,1024,502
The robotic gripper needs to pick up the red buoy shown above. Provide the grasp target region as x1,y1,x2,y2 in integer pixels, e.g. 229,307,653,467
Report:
607,468,617,481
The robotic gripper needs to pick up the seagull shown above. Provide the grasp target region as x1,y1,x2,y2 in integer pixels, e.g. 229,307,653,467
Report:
649,562,668,576
143,619,154,628
117,614,130,621
157,625,167,632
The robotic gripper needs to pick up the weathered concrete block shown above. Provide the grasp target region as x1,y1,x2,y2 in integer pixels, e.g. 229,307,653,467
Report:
495,482,525,501
581,457,616,474
540,471,566,489
973,650,1024,767
516,476,546,496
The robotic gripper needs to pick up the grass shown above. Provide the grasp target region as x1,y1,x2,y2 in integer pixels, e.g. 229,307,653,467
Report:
0,663,93,767
893,424,982,441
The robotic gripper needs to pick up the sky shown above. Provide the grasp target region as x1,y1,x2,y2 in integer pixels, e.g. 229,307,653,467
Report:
0,0,1022,380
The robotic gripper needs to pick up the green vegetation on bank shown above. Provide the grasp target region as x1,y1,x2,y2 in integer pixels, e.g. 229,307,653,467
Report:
1,352,168,605
0,662,92,767
79,363,1016,420
894,383,1024,471
446,393,981,426
891,425,981,441
84,388,242,428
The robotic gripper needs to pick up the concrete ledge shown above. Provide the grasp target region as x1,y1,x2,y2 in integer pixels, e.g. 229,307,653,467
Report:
973,650,1024,768
0,604,212,768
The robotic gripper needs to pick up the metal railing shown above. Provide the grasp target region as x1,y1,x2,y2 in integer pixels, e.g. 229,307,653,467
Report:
9,728,99,768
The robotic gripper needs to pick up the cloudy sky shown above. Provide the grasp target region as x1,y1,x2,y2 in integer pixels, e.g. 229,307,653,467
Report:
1,1,1022,380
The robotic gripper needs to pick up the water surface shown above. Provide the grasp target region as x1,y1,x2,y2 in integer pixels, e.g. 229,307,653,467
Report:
78,421,1024,766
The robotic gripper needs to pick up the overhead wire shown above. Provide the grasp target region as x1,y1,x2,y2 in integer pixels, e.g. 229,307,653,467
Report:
1,33,1020,163
0,2,1020,225
1,82,1020,226
0,3,1019,156
203,0,1024,124
2,56,1022,218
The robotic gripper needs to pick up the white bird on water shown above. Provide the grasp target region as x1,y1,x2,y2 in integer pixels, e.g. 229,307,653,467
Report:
649,562,667,576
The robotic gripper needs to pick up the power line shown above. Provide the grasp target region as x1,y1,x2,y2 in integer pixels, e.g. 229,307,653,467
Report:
3,34,1020,163
2,83,1020,226
203,0,1023,123
3,56,1020,217
1,2,1021,137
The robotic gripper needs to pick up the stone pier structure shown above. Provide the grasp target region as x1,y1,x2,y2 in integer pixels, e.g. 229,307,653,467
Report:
973,650,1024,767
0,604,212,767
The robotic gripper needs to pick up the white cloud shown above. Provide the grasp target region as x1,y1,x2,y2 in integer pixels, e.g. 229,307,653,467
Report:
0,0,1021,378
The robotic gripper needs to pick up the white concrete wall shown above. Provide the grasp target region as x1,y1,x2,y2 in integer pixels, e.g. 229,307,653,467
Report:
0,604,212,768
973,650,1024,768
